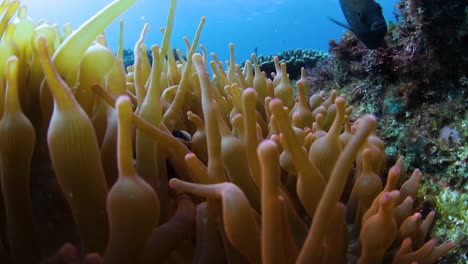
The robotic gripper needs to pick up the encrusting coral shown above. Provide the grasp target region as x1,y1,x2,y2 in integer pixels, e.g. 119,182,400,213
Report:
0,0,457,263
252,49,328,81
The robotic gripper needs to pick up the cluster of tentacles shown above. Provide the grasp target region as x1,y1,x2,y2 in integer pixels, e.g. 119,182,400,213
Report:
0,0,455,263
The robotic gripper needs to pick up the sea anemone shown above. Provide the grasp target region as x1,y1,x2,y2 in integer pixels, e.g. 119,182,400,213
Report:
0,0,456,263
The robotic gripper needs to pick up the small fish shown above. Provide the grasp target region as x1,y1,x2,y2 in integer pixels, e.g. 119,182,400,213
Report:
330,0,387,49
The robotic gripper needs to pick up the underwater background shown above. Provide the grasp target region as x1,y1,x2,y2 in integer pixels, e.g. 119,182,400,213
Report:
21,0,399,60
0,0,465,263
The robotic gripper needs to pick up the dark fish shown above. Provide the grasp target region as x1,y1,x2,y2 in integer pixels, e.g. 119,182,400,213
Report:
330,0,387,49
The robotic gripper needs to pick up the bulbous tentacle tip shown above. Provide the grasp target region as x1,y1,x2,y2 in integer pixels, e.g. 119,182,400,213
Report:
192,53,203,65
83,253,103,264
34,34,47,53
258,139,279,156
335,96,345,105
382,190,400,202
5,55,20,112
6,55,17,67
115,95,132,119
388,165,401,179
168,178,183,190
243,87,258,101
268,98,285,112
358,114,377,127
40,243,79,264
57,243,79,262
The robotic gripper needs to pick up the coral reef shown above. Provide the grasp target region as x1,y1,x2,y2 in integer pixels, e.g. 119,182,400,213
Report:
122,48,186,71
253,49,328,80
0,0,460,263
306,0,467,262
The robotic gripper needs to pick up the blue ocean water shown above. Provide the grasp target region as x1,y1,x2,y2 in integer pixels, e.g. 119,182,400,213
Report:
22,0,399,63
